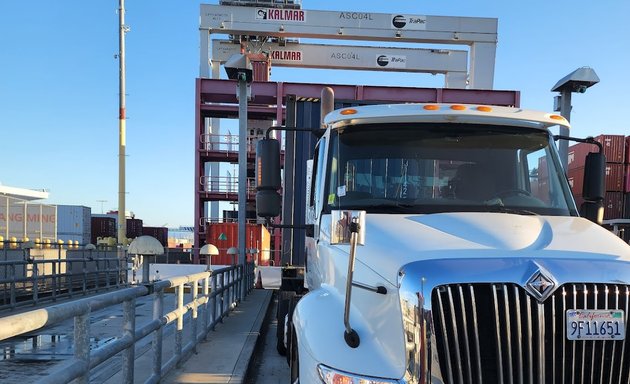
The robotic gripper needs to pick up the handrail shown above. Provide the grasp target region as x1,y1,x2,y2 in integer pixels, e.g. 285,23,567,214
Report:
0,262,256,384
0,255,127,311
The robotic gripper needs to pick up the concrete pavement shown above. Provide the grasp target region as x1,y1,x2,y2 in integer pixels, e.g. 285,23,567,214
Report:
161,289,273,384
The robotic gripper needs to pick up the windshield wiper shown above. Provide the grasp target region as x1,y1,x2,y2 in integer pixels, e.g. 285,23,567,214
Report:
486,205,539,216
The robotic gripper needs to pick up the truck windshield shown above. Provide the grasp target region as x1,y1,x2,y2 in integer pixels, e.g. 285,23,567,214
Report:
325,123,578,216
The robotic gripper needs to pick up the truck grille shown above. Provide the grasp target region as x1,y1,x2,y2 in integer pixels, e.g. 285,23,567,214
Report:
432,283,630,384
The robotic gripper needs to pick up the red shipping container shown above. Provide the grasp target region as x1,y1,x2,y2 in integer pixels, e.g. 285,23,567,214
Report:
604,192,624,220
142,226,168,246
567,168,584,195
205,222,271,266
605,163,625,191
626,164,630,193
596,134,625,164
91,216,116,244
626,136,630,164
624,193,630,219
126,218,143,239
567,142,597,170
568,164,624,194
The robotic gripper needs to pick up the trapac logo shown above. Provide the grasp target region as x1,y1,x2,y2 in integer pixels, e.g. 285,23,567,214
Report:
391,14,427,30
255,8,305,22
376,55,390,67
376,54,406,69
392,15,406,29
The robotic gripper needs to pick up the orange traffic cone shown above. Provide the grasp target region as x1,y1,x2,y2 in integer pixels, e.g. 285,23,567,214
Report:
255,270,263,289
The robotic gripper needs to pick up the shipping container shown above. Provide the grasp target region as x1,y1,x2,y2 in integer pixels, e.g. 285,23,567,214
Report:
537,156,548,180
605,163,625,191
568,164,624,194
567,142,597,170
625,164,630,193
624,193,630,219
604,192,624,220
57,205,91,242
596,134,625,164
567,135,626,170
57,233,89,245
567,168,584,196
0,196,56,242
205,222,271,266
91,216,116,244
126,218,143,239
142,226,168,246
573,192,623,220
626,136,630,164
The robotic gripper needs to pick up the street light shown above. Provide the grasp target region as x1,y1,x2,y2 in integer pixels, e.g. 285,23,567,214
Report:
551,66,600,171
224,54,253,302
127,235,164,284
200,243,219,270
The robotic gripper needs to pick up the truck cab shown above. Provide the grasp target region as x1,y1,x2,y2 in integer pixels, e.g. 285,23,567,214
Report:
258,102,630,383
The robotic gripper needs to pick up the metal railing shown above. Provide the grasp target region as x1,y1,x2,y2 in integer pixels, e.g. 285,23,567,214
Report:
0,248,127,311
199,175,257,196
199,133,257,153
0,262,255,384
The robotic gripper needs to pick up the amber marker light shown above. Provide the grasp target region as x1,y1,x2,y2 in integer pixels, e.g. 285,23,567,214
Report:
450,104,467,110
340,108,357,115
476,106,493,112
549,114,565,121
423,104,440,110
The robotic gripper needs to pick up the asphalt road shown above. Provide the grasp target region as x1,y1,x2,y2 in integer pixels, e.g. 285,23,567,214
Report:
246,292,290,383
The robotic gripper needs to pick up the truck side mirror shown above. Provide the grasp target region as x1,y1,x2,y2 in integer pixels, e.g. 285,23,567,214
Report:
582,151,605,201
580,151,605,225
256,138,282,218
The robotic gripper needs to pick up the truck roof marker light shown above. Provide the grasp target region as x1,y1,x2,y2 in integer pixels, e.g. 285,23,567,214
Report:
340,108,357,115
450,104,467,111
476,106,493,112
423,104,440,110
549,114,566,121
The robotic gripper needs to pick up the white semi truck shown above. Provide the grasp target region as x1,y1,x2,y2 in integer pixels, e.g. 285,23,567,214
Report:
256,101,630,383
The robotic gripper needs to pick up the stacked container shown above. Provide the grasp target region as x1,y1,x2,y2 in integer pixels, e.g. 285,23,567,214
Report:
57,205,91,245
142,226,168,246
91,216,117,244
567,134,627,220
205,222,271,266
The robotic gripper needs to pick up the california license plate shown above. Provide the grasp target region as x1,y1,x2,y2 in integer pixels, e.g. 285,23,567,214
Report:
566,310,625,340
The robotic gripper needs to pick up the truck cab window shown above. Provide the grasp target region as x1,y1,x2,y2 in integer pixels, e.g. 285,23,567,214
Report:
325,123,577,216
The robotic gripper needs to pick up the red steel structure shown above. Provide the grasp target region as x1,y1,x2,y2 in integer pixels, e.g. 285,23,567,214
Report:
193,78,520,263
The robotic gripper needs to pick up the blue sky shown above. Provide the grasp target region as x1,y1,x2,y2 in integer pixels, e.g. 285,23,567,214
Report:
1,1,629,228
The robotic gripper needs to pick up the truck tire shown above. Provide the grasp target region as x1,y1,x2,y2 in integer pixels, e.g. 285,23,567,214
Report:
276,290,296,356
285,294,298,365
289,326,299,384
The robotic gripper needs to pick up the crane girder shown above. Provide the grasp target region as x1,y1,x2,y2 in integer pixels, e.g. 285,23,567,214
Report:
200,4,497,89
212,40,469,88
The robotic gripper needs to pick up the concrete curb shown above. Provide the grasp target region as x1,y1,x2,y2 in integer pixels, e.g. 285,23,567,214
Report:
228,290,273,384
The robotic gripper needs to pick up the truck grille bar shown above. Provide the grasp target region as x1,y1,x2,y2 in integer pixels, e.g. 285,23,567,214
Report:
431,283,630,384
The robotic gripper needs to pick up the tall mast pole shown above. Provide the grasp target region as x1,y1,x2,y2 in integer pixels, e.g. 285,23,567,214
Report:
118,0,127,247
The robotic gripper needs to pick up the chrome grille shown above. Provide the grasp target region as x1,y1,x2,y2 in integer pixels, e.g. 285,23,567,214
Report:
431,283,630,384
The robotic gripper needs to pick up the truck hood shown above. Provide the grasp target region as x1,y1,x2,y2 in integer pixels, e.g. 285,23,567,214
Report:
322,212,630,285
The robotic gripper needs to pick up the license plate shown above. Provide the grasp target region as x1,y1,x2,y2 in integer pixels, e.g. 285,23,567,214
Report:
566,310,625,340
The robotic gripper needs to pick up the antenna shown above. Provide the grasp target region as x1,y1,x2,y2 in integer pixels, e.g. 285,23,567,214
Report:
96,200,108,214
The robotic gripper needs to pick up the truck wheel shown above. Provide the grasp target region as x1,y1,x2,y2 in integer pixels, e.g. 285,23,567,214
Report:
289,326,299,384
276,291,296,356
285,294,298,365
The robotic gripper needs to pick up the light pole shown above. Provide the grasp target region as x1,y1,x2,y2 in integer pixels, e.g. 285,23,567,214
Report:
551,66,600,172
224,54,253,302
117,0,129,248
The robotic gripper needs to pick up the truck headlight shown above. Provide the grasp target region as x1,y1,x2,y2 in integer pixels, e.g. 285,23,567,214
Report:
318,364,400,384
